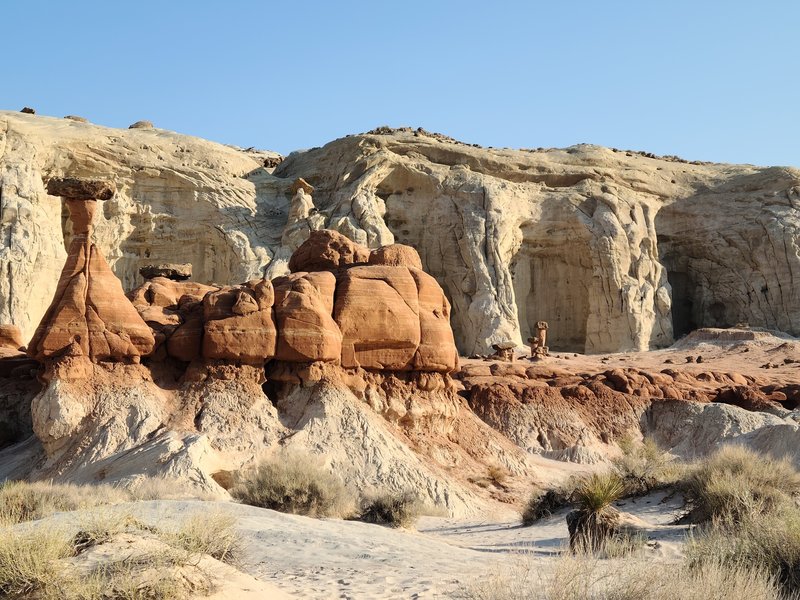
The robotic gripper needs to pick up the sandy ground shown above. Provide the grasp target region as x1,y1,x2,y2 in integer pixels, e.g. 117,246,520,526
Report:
38,495,691,599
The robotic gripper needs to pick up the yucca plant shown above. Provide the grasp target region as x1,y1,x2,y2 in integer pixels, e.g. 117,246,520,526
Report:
567,472,625,552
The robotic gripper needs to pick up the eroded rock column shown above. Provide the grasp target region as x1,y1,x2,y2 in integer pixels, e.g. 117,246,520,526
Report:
28,178,155,372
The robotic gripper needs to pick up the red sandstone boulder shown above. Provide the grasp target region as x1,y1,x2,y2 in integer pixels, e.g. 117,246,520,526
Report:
368,244,423,270
410,268,458,372
273,271,342,362
334,265,420,370
288,229,370,273
129,278,218,362
0,325,24,355
29,230,155,362
167,301,206,362
202,279,277,364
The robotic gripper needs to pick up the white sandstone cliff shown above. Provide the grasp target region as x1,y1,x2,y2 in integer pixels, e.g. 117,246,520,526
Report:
2,113,799,354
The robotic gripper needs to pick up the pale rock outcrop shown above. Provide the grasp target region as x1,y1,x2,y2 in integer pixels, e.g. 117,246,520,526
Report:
280,178,324,250
4,113,800,356
0,112,281,341
642,400,800,462
276,130,800,354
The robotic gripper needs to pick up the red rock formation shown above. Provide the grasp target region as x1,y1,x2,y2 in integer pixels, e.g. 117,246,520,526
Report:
0,325,24,356
410,269,459,371
202,279,277,364
369,244,423,270
28,179,155,364
128,277,218,362
334,265,421,370
288,229,370,273
273,271,342,362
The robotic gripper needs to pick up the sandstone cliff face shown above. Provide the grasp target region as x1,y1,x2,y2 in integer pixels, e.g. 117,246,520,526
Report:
275,132,800,354
3,113,800,354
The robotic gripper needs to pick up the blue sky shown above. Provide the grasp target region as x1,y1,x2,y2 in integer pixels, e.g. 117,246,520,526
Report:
3,1,798,165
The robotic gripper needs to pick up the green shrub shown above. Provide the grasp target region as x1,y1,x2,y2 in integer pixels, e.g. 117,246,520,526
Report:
231,451,354,518
359,491,424,528
573,472,625,513
568,472,625,553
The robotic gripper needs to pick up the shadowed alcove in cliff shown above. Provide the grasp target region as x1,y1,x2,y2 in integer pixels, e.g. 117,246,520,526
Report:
511,216,593,353
511,251,591,353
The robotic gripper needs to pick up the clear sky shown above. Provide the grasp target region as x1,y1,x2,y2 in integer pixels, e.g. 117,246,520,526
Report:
3,1,799,166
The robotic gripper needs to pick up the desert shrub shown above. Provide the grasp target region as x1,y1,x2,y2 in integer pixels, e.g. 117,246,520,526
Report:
573,472,625,513
688,503,800,595
0,526,74,598
521,488,572,526
358,491,424,528
613,437,684,495
161,511,240,564
568,472,625,552
231,451,354,518
0,480,129,525
684,445,800,523
486,465,508,487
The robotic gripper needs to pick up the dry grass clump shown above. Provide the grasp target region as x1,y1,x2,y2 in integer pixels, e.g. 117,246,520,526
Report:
231,450,354,518
456,555,783,600
0,526,74,598
684,445,800,523
688,504,800,595
358,491,425,528
161,511,241,564
613,437,684,495
0,480,129,526
126,476,217,502
0,478,217,527
0,508,242,599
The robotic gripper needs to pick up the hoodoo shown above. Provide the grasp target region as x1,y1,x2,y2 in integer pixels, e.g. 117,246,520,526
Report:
27,178,155,369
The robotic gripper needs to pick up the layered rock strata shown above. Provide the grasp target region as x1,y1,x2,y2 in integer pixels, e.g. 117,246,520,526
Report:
27,178,155,366
127,230,458,373
4,112,800,356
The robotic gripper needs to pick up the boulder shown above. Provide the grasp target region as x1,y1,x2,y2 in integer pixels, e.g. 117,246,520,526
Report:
273,271,342,362
202,279,277,364
369,244,423,270
410,268,458,371
0,325,24,354
289,229,370,273
139,263,192,281
128,278,218,361
46,178,115,202
334,266,420,370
